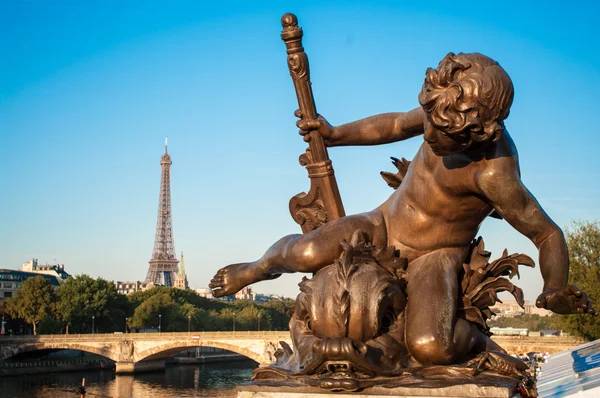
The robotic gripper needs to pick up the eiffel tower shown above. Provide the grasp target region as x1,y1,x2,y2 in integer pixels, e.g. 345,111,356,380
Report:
146,137,179,286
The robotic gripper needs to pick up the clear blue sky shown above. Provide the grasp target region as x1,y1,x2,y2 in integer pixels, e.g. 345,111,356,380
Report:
2,1,599,302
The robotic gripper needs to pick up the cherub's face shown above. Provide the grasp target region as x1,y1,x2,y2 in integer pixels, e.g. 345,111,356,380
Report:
424,117,470,156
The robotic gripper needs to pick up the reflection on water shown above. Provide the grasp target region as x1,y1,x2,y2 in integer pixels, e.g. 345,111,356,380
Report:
0,360,258,398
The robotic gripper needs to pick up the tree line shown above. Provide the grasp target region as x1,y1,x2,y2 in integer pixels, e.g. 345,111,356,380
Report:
3,276,293,335
487,314,564,332
488,221,600,339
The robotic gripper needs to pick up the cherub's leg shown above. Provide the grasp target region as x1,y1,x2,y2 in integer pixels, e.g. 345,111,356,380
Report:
210,210,387,297
476,332,506,354
404,248,479,365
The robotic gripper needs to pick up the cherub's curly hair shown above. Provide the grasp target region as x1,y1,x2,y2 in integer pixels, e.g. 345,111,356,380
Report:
418,52,514,143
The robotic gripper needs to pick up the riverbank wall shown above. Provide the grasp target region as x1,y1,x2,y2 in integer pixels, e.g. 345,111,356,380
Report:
168,353,250,365
0,352,249,376
0,358,115,377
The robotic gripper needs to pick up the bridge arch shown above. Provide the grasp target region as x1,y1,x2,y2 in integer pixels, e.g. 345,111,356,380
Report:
1,342,119,362
136,340,263,363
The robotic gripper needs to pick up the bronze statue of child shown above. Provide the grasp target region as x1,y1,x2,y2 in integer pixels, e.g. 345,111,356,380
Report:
210,52,594,365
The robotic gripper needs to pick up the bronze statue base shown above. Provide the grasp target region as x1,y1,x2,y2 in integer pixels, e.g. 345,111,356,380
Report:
238,374,521,397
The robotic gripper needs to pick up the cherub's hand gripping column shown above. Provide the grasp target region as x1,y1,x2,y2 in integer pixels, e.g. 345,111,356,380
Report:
280,13,345,233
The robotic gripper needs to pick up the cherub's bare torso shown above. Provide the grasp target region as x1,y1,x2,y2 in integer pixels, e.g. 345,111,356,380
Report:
381,133,516,263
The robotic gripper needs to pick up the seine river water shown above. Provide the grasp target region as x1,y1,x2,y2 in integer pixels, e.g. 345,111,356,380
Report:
0,360,258,398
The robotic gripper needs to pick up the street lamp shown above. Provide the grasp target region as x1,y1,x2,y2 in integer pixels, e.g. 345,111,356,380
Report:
92,316,95,335
159,314,162,333
125,317,128,334
188,315,191,333
257,314,261,332
233,312,236,333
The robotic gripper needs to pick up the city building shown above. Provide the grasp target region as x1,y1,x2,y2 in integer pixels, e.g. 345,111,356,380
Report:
0,269,66,304
192,286,289,303
254,293,287,304
146,137,180,286
489,301,524,317
524,301,553,317
540,329,560,336
489,327,529,336
235,286,254,301
174,251,189,290
115,281,155,295
194,288,214,300
490,300,552,318
21,259,70,281
0,259,71,305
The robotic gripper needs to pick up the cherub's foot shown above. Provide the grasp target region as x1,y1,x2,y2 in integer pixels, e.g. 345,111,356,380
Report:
209,263,279,297
466,350,529,378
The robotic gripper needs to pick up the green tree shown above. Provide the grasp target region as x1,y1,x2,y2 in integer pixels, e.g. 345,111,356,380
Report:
180,302,198,319
261,300,294,330
560,220,600,340
5,276,55,335
124,286,294,332
37,316,64,334
207,309,227,330
56,275,127,333
129,292,188,331
193,308,213,331
488,314,563,331
219,308,237,331
230,302,271,331
128,286,226,312
180,302,197,332
178,303,216,332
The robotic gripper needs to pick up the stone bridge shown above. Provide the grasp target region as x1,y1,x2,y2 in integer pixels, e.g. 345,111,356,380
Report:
0,331,291,373
491,335,583,355
0,332,582,374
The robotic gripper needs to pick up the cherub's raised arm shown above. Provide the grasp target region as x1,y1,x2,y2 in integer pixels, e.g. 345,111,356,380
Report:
297,107,425,147
476,161,594,315
478,169,567,289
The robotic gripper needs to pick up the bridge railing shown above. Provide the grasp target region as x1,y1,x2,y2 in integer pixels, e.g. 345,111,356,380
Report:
491,336,583,344
0,333,583,347
0,330,291,342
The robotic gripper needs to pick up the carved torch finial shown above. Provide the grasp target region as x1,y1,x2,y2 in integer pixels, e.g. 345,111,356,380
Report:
281,13,298,29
